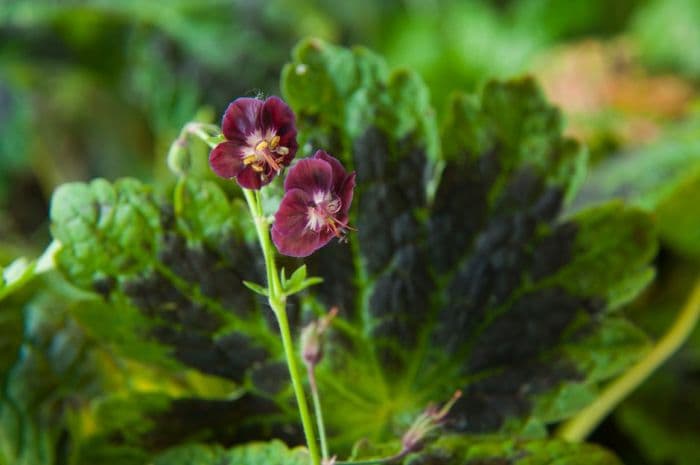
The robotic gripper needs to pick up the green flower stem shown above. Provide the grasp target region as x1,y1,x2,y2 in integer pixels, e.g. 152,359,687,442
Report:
242,188,321,465
557,276,700,442
307,365,330,461
183,122,221,142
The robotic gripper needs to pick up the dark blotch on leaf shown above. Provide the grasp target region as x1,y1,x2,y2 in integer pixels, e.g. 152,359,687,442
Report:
122,270,269,382
467,288,598,373
531,221,577,280
143,395,297,450
214,333,270,377
435,184,567,354
250,362,290,396
159,233,257,318
353,128,427,275
452,361,581,433
123,273,222,333
369,245,433,369
92,275,116,297
306,237,358,319
429,154,494,272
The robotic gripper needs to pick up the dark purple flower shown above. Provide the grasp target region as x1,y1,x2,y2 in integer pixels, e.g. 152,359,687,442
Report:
272,151,356,257
209,96,298,189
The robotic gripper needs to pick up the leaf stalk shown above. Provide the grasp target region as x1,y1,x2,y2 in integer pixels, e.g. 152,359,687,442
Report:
242,188,321,465
557,277,700,441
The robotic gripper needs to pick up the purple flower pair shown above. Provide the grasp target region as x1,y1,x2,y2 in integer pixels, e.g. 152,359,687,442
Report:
209,96,355,258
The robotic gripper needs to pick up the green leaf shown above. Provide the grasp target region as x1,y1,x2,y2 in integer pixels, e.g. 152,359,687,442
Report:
242,281,269,297
0,283,104,465
285,265,307,291
283,266,323,296
409,434,622,465
574,113,700,258
613,258,700,465
75,391,291,465
49,177,295,453
152,440,308,465
0,257,36,302
37,39,660,458
282,39,656,446
631,0,700,78
50,177,281,381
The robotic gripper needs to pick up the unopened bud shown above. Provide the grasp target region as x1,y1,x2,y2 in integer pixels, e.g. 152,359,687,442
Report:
401,390,462,454
167,137,190,176
300,307,338,367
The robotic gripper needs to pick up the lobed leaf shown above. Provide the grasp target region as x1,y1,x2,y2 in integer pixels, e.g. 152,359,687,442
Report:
574,113,700,258
50,177,282,382
49,177,297,455
282,39,657,444
0,285,103,465
42,39,659,458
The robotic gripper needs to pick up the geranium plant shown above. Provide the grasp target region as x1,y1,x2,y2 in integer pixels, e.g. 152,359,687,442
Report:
3,39,699,465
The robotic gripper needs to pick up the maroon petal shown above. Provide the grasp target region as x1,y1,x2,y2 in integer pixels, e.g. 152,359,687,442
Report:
313,150,347,193
236,166,265,190
209,141,244,179
272,189,325,257
261,96,298,155
284,158,333,195
222,98,264,143
339,172,356,219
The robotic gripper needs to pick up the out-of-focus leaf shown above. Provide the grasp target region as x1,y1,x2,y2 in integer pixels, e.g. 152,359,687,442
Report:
74,391,296,465
617,370,700,465
574,114,700,258
0,285,103,465
611,258,700,465
152,440,308,465
631,0,700,78
0,257,36,302
534,39,696,163
408,434,622,465
282,40,656,448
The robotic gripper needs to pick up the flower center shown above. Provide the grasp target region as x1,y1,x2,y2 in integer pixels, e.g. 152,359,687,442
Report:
305,190,351,239
242,134,290,174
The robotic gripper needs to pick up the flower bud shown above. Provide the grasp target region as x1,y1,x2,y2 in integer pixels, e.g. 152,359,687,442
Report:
300,307,338,367
167,137,190,176
400,390,462,454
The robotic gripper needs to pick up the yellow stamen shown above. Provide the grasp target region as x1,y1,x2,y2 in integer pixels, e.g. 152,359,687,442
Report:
243,154,257,165
251,164,265,172
270,135,280,149
255,140,269,151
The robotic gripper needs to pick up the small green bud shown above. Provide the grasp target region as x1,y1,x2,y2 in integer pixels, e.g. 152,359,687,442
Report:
167,137,190,176
300,307,338,367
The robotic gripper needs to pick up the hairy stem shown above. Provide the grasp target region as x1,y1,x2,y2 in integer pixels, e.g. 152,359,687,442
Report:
557,277,700,442
242,188,321,465
308,364,330,461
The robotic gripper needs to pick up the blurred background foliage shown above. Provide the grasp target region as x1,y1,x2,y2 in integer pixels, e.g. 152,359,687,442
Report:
1,0,700,464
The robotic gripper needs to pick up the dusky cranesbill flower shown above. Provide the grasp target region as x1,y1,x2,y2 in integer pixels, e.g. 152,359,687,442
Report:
272,151,356,257
209,96,298,189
